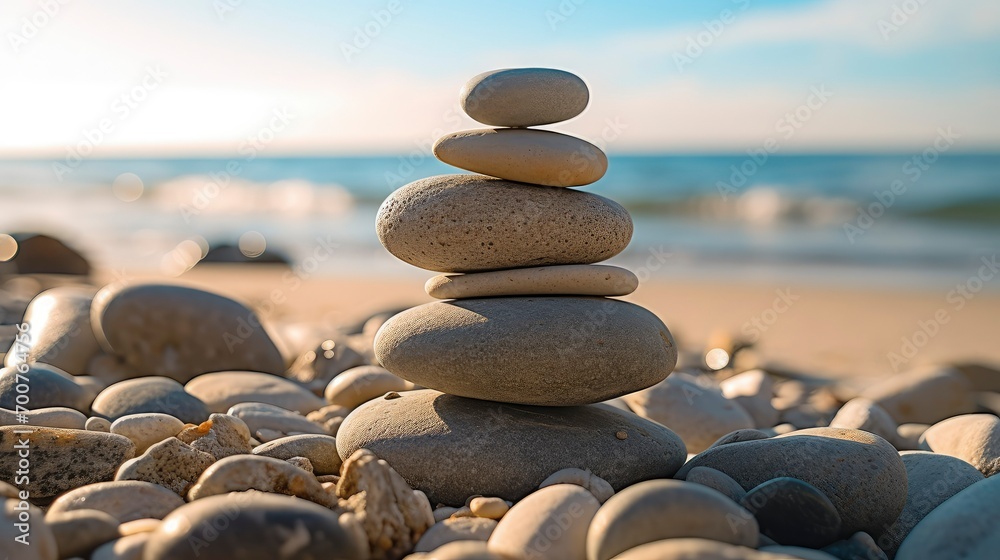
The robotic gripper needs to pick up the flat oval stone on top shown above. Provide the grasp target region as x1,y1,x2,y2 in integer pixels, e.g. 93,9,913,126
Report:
460,68,589,127
425,265,638,299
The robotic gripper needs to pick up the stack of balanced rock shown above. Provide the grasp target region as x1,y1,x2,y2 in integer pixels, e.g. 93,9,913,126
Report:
337,68,688,506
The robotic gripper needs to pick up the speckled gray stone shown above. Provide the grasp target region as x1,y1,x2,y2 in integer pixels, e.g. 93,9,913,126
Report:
0,363,91,412
425,264,638,300
895,475,1000,559
375,297,675,406
3,286,101,375
184,371,324,414
376,174,632,273
683,466,747,503
92,377,209,424
91,283,285,382
227,402,327,438
0,426,134,501
677,428,907,539
433,128,606,187
47,481,184,522
252,434,342,475
336,390,687,506
460,68,589,127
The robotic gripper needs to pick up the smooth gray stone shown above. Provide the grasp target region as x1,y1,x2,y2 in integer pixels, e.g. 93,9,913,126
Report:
91,377,209,424
896,475,1000,559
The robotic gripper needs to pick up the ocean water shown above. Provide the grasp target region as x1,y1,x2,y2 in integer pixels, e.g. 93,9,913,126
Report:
1,154,998,288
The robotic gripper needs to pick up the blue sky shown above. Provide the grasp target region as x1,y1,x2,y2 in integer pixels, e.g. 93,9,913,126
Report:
3,0,998,155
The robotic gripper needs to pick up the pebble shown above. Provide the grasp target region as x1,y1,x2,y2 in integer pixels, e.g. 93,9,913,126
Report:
896,423,929,450
677,427,908,539
425,264,638,300
119,518,161,535
115,437,216,496
227,402,328,439
739,477,842,548
176,413,253,459
110,413,184,454
624,374,754,453
895,474,1000,559
86,416,111,432
608,539,802,560
0,406,86,429
485,485,595,559
538,468,615,503
186,454,336,507
860,365,975,424
719,370,778,429
433,128,607,187
0,363,91,412
708,428,772,449
46,509,121,558
337,390,686,506
0,426,134,501
919,413,1000,476
822,532,887,560
375,298,676,406
469,497,509,520
875,451,983,557
460,68,589,127
47,480,184,522
252,434,342,475
144,492,370,560
91,282,285,382
829,397,899,446
4,286,101,375
91,533,149,560
586,479,759,560
324,365,416,409
184,370,324,414
1,499,58,560
683,466,747,503
376,174,632,273
306,404,349,435
414,517,498,553
91,377,209,424
418,540,504,559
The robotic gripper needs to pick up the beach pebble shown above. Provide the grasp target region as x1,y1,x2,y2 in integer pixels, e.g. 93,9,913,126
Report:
119,518,161,535
252,433,342,475
469,497,508,519
625,374,754,453
683,466,747,503
144,492,370,560
376,174,632,273
895,475,1000,559
861,365,975,424
415,518,498,553
115,437,216,496
919,413,1000,476
176,413,252,459
92,377,209,424
110,413,184,454
708,428,772,449
586,479,759,560
425,265,637,300
895,423,929,450
720,369,779,428
487,485,597,559
0,406,86,429
87,416,111,432
3,286,101,375
46,509,121,558
91,283,285,382
324,365,416,409
875,451,983,557
0,426,134,501
306,404,349,435
286,337,367,389
1,499,57,560
376,297,675,406
608,539,799,560
740,477,841,548
434,128,606,187
227,402,327,439
337,390,686,506
90,533,149,560
0,363,91,412
538,468,615,503
460,68,588,127
416,540,503,559
829,397,899,446
677,427,907,538
184,371,323,414
47,481,184,522
822,532,887,560
187,454,336,507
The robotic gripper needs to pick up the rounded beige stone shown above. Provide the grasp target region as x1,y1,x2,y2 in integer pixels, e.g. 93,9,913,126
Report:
433,128,606,187
469,497,509,520
415,517,498,553
460,68,588,127
488,484,599,560
4,286,101,375
47,480,185,522
110,413,185,455
425,265,637,300
920,413,1000,476
860,365,974,424
185,370,324,414
376,174,632,273
324,365,416,409
374,297,676,406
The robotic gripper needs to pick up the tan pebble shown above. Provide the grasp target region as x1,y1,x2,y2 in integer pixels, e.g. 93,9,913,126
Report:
451,506,475,518
47,480,185,522
920,413,1000,476
187,455,336,508
425,265,637,300
434,507,460,522
115,437,216,496
325,365,415,409
46,509,121,558
861,365,974,424
86,416,112,432
110,413,184,455
470,497,509,520
488,484,599,560
896,423,930,450
616,430,628,440
91,533,150,560
460,68,589,127
118,518,161,535
414,517,498,553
